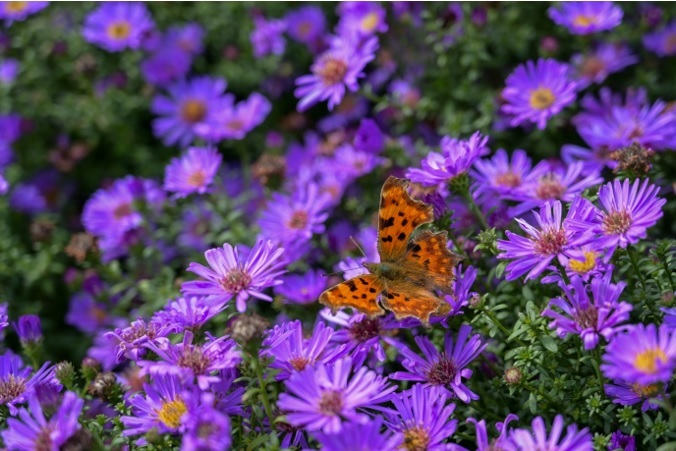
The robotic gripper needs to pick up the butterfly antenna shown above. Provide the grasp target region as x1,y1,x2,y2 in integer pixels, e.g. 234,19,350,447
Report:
349,236,367,258
322,266,363,277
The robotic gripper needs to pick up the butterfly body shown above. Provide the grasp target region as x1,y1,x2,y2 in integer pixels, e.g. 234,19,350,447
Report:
319,177,459,325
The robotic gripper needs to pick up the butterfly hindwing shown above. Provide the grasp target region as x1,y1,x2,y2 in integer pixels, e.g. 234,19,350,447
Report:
379,280,450,324
401,230,459,294
377,177,434,262
319,274,385,318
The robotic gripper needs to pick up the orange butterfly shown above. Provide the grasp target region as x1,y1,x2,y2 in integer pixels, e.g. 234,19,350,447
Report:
319,176,459,325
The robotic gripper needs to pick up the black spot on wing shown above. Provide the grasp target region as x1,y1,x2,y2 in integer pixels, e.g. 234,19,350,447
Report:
380,216,395,229
397,232,407,241
369,288,377,293
346,280,358,292
359,278,369,285
401,218,408,226
381,236,393,243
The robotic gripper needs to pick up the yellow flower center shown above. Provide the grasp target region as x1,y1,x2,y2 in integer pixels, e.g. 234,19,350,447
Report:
297,22,312,38
572,14,597,28
181,99,207,123
106,21,132,40
634,348,668,374
315,56,348,86
568,251,598,274
360,12,380,33
157,399,188,429
631,382,662,398
403,426,431,451
529,87,556,110
5,1,27,13
187,170,207,187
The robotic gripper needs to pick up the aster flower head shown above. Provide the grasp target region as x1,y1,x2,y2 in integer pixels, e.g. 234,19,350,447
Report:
195,92,271,142
542,272,631,349
251,15,286,58
609,431,636,451
2,391,84,451
104,317,177,364
662,307,676,331
259,182,330,246
386,384,458,450
151,76,227,148
121,374,198,441
0,1,47,25
391,324,487,402
501,58,578,130
314,416,402,451
13,314,42,346
568,178,666,258
466,413,519,451
153,296,226,333
644,21,676,57
66,291,115,334
295,34,378,112
548,2,623,35
337,2,388,37
212,368,245,417
277,357,396,433
139,331,240,390
181,393,232,451
163,22,204,56
262,320,345,380
406,131,489,188
0,302,8,335
571,43,637,90
274,269,328,305
604,379,665,412
471,148,532,199
285,5,326,47
0,58,18,84
82,2,154,52
0,351,59,415
163,147,222,198
321,309,403,368
542,246,611,284
141,44,192,87
182,239,287,312
497,198,596,282
601,323,676,385
505,415,593,451
354,118,385,154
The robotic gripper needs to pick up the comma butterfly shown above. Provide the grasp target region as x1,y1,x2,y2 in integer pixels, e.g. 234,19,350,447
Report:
319,176,459,324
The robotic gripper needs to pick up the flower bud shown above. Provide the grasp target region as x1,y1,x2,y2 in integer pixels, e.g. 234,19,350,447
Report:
228,313,270,345
14,314,43,346
80,356,101,381
55,361,76,388
504,367,522,385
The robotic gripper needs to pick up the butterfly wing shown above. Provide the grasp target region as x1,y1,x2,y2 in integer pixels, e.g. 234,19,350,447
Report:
319,274,385,317
401,230,459,294
377,177,434,262
380,280,450,325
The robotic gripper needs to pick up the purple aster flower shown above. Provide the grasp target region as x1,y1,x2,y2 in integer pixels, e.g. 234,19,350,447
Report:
0,303,8,335
542,272,631,349
604,379,665,412
465,414,519,451
259,183,330,246
2,391,83,450
285,5,326,48
9,183,47,214
182,393,232,451
153,296,226,333
0,173,7,195
139,331,240,390
601,323,676,385
0,1,47,25
0,351,58,415
644,21,676,57
571,43,637,89
163,22,204,56
354,118,385,154
391,324,487,402
274,269,328,305
163,147,222,198
471,148,532,200
441,264,478,319
104,317,177,364
195,93,271,142
386,385,458,449
82,2,154,52
211,368,245,416
141,44,192,87
177,202,217,251
541,246,611,284
573,90,676,151
501,58,578,130
406,131,490,188
662,307,676,331
87,332,119,371
151,76,227,148
121,374,198,442
66,291,115,334
548,2,623,35
295,34,378,111
262,320,345,380
182,239,286,312
0,58,18,84
561,144,616,174
609,430,636,451
568,178,666,258
497,198,596,282
277,357,395,433
314,416,402,451
13,314,42,346
505,415,592,450
337,2,388,36
333,144,385,178
250,15,286,57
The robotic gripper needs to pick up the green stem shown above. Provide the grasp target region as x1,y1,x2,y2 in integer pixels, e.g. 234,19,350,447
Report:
522,379,557,405
590,348,605,391
482,305,526,347
463,191,490,230
252,353,275,427
659,251,676,292
555,261,571,286
628,247,647,286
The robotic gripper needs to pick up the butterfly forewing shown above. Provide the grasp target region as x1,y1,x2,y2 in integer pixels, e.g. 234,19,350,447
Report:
377,177,434,262
402,230,458,294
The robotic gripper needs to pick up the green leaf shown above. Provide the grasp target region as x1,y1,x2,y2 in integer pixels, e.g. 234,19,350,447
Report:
540,335,558,353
